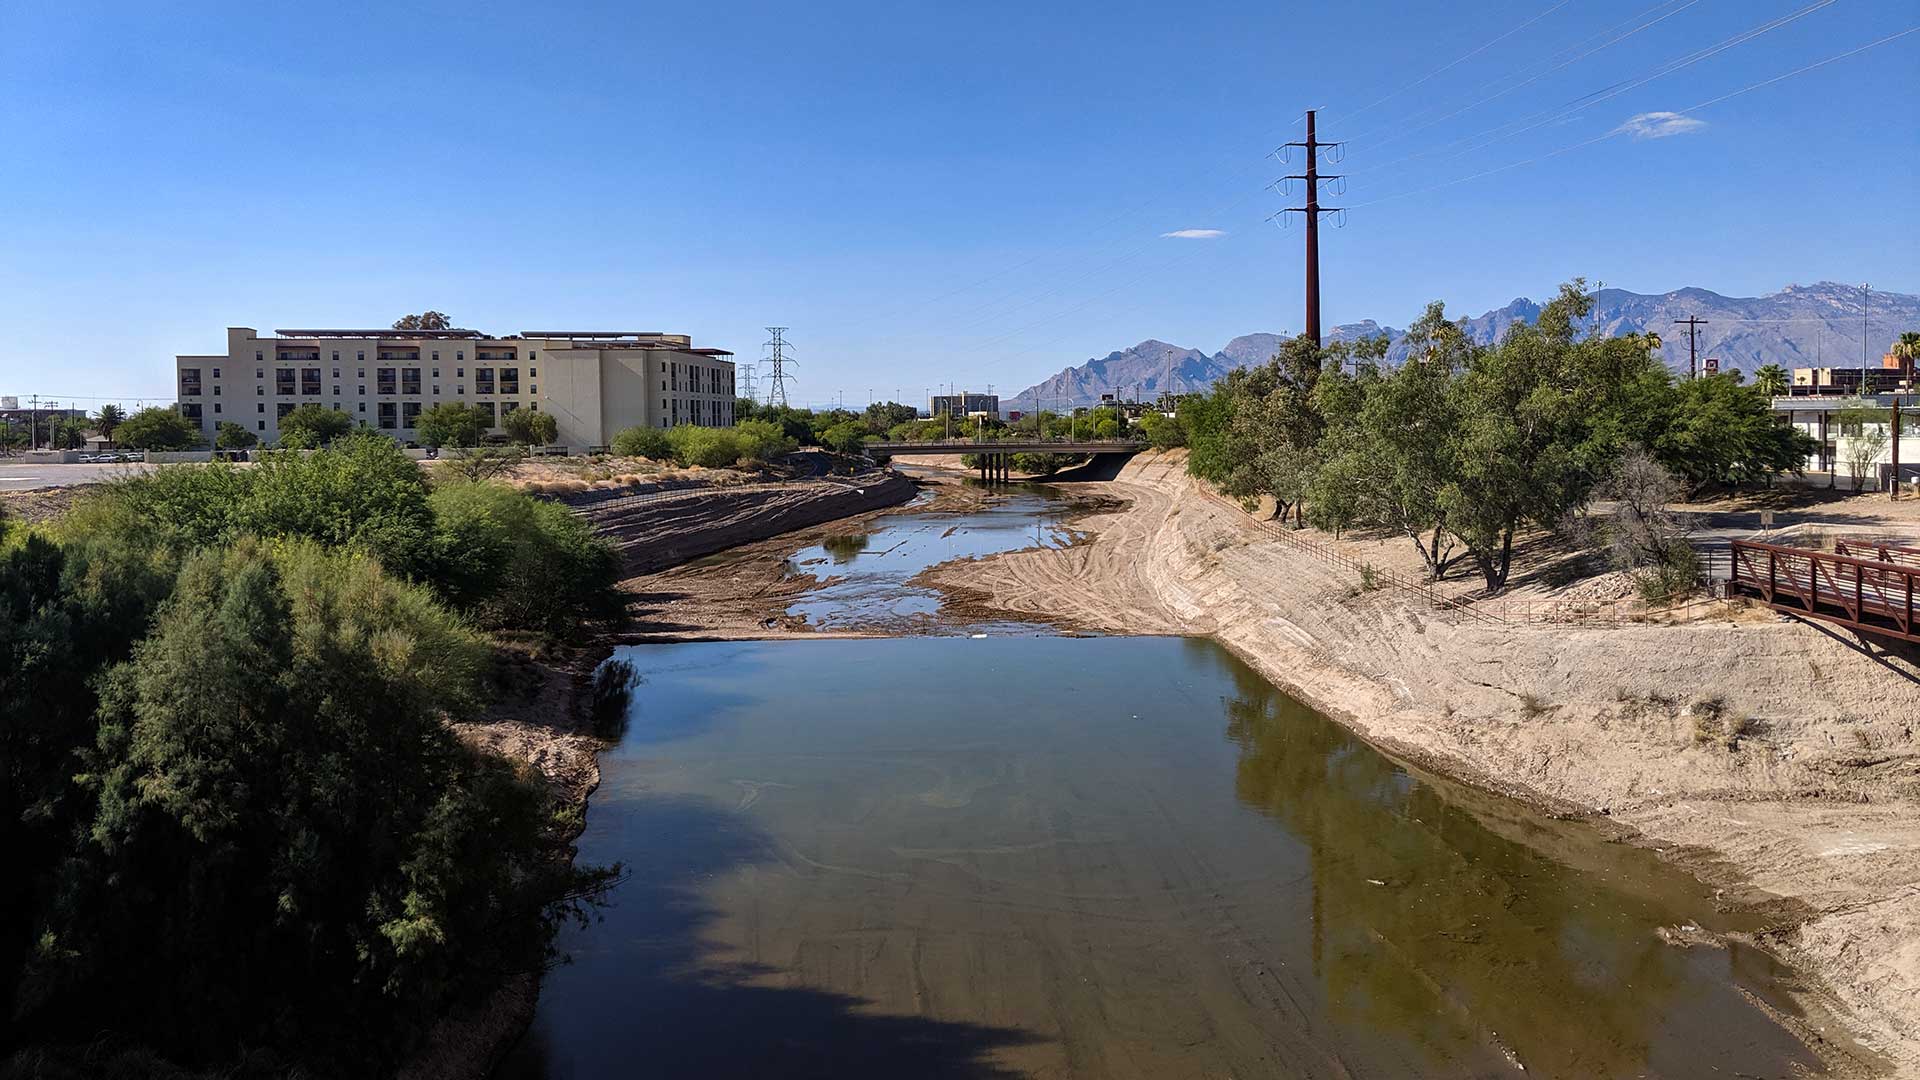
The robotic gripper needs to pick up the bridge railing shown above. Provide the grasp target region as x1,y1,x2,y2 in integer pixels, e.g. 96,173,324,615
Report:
1730,539,1919,642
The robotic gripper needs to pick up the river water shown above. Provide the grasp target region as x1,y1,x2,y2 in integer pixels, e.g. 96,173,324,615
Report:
501,484,1825,1079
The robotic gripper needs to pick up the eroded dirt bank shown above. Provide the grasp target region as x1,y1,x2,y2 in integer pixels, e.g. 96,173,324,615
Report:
924,450,1920,1073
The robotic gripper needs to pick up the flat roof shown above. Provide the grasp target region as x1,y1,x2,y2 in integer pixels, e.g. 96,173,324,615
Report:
519,330,667,338
272,328,486,339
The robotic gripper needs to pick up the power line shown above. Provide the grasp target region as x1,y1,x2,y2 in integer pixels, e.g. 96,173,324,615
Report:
1343,0,1705,152
1332,0,1579,132
1348,0,1838,183
1345,25,1918,211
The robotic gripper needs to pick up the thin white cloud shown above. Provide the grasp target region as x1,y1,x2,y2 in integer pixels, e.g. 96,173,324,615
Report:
1161,228,1226,239
1613,111,1707,140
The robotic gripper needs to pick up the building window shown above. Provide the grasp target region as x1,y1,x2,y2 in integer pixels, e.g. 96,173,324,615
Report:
357,352,365,363
401,367,421,395
256,367,264,378
358,384,365,395
333,386,341,396
332,367,340,378
456,385,464,395
357,367,365,378
276,402,295,419
402,402,421,428
432,352,439,363
213,403,221,414
257,385,264,395
529,366,538,377
378,402,397,430
499,368,519,394
530,384,537,395
301,368,321,395
358,402,366,413
255,352,263,363
213,385,221,396
431,385,440,395
456,351,464,362
258,421,265,431
431,367,439,378
331,351,340,363
501,401,519,416
456,367,464,377
476,368,495,394
377,368,396,395
276,369,296,396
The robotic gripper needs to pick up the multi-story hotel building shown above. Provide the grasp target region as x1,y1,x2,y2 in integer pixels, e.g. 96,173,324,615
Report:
174,327,735,448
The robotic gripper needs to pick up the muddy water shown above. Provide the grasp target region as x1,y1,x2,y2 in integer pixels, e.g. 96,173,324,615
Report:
503,493,1826,1080
781,488,1073,630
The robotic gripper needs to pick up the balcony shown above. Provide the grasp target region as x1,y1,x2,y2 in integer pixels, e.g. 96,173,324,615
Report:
476,352,517,361
276,352,321,362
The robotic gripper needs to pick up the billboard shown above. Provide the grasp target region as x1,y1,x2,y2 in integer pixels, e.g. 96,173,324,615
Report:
0,396,16,410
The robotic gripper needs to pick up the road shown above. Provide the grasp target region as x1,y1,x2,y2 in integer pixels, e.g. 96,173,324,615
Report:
0,461,152,492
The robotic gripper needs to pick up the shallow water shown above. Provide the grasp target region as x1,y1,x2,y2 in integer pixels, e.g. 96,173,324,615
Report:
503,634,1822,1079
781,487,1072,630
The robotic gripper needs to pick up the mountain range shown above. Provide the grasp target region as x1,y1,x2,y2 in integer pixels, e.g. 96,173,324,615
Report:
1011,282,1920,408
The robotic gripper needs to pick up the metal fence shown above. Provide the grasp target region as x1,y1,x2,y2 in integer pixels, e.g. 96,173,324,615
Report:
566,469,894,517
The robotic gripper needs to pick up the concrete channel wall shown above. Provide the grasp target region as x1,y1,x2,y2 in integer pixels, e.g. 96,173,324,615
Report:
585,471,918,577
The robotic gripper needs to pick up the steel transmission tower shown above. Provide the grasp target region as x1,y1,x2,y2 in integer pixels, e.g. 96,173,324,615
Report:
1277,110,1343,348
738,362,759,403
763,327,796,408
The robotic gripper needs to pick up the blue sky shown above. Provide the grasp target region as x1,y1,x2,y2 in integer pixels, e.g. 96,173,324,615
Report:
1,0,1915,409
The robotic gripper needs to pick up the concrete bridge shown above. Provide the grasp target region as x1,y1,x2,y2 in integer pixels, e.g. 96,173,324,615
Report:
869,440,1147,483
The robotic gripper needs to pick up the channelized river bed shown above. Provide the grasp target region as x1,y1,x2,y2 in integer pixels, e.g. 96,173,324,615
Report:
502,486,1825,1079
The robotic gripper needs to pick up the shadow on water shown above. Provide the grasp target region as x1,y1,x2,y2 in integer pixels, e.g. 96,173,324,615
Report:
1199,638,1821,1077
497,795,1038,1080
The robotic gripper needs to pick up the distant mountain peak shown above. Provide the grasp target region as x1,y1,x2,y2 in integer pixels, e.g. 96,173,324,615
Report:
1011,282,1919,406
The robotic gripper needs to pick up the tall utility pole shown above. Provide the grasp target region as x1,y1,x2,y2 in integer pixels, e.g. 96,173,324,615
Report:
1281,110,1342,348
1863,283,1872,393
763,327,794,409
738,362,758,404
1673,316,1708,379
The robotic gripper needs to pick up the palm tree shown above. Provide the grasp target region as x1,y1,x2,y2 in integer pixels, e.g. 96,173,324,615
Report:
1893,332,1920,378
1752,363,1789,397
94,403,125,445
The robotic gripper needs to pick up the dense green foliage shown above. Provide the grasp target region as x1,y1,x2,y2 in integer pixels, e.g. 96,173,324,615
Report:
607,419,798,468
414,402,489,448
114,407,201,451
0,437,621,1074
276,404,354,448
213,420,257,450
1185,280,1815,591
427,481,622,633
501,408,559,447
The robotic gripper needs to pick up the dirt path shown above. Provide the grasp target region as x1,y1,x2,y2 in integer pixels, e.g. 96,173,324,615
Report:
925,450,1920,1073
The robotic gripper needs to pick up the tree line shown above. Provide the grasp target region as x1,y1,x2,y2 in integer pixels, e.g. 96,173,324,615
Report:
1,433,624,1074
1156,280,1816,591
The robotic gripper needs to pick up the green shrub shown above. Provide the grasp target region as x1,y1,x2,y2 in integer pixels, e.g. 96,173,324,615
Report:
610,425,673,460
12,540,610,1070
427,481,622,634
666,425,745,468
733,419,797,461
114,407,200,451
275,403,355,448
819,421,868,456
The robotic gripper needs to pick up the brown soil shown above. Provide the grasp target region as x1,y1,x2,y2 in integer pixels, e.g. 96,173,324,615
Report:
921,450,1920,1074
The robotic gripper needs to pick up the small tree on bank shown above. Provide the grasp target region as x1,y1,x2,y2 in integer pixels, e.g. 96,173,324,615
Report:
115,407,201,451
501,408,558,447
415,402,489,449
214,421,258,450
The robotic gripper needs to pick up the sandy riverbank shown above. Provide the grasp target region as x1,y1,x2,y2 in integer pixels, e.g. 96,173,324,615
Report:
918,449,1920,1073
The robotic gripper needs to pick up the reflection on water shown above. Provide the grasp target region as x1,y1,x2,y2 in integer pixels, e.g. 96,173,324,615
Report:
504,637,1820,1079
783,488,1071,630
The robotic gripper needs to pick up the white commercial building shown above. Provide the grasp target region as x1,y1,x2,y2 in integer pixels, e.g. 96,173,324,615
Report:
174,327,734,448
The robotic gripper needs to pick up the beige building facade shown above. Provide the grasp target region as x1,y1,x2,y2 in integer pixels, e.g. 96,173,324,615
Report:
174,327,734,448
